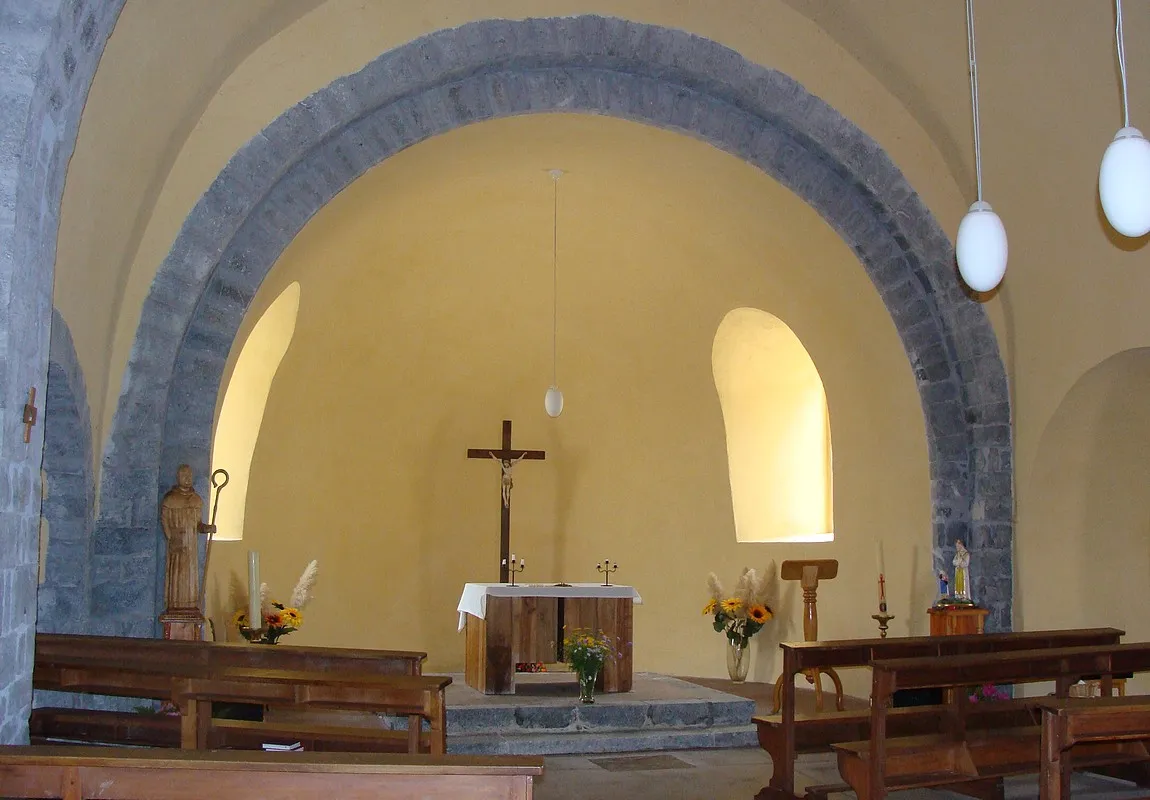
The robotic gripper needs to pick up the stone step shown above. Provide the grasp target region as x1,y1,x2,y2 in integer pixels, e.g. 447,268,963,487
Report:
448,723,759,756
446,695,755,736
266,673,760,756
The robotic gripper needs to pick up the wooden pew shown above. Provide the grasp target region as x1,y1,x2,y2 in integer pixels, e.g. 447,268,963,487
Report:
172,668,452,754
835,642,1150,800
0,746,544,799
32,634,433,752
1038,696,1150,800
756,627,1124,800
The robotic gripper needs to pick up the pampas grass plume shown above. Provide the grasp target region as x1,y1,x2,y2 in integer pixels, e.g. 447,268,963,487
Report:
706,572,725,603
290,559,319,609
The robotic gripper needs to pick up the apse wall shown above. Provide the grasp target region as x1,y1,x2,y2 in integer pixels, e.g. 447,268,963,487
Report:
204,115,930,684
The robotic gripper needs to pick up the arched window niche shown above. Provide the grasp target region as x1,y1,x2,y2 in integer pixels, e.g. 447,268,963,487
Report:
211,282,301,542
712,307,833,544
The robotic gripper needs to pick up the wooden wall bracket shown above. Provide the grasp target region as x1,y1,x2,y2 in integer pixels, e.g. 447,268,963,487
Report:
22,387,37,443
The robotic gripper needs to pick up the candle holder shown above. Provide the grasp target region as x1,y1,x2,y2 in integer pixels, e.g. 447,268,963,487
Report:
239,625,270,644
596,559,618,586
502,556,525,586
871,612,895,639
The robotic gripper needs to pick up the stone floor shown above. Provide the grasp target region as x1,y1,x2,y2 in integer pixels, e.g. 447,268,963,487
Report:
518,677,1150,799
534,748,1150,800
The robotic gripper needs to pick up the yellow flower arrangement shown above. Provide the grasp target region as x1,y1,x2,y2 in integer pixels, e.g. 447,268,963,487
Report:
562,628,614,675
705,568,774,647
234,560,317,645
234,601,304,644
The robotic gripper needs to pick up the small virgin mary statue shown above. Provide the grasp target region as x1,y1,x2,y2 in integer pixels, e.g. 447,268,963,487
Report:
952,539,972,602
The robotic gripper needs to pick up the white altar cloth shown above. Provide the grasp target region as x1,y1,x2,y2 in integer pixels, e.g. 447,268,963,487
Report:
456,583,643,631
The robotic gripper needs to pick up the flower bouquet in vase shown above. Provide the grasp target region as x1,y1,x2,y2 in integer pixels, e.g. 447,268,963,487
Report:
233,559,318,644
562,628,614,704
704,567,774,683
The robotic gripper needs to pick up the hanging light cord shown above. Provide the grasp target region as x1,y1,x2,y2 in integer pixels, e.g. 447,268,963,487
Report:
551,173,559,388
1117,0,1131,128
966,0,984,203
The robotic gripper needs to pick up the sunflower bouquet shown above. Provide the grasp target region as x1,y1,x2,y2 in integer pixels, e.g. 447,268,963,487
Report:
233,559,318,644
704,568,774,648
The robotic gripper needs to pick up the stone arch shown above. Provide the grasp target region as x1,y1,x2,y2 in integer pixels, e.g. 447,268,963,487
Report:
100,16,1013,633
0,0,124,742
38,310,95,636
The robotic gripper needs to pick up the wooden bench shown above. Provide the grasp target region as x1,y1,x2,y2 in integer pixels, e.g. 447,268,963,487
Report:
0,745,544,799
755,627,1125,800
834,641,1150,800
32,634,435,753
1038,696,1150,800
172,667,452,754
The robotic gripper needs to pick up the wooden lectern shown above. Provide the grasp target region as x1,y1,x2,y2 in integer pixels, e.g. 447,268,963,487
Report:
771,559,844,713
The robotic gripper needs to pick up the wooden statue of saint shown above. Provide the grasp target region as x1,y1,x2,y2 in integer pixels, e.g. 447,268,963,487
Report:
160,464,216,614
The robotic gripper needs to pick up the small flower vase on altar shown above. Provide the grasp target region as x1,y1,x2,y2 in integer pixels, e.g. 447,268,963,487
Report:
726,640,750,683
577,665,601,704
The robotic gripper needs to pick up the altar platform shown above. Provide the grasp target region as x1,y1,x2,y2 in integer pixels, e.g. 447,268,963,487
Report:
445,671,757,755
272,671,757,756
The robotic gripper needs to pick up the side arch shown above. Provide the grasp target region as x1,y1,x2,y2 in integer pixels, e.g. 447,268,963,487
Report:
99,16,1013,632
38,310,95,636
1019,348,1150,662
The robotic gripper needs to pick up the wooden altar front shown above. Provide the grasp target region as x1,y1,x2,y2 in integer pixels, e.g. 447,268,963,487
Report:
457,584,640,695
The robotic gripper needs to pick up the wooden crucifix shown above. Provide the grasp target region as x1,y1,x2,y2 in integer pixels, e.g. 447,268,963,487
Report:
467,420,546,582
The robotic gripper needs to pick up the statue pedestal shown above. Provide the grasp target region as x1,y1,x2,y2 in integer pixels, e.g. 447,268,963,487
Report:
160,608,205,641
927,605,988,636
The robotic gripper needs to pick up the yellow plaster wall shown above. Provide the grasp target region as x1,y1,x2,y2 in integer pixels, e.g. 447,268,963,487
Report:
204,115,929,685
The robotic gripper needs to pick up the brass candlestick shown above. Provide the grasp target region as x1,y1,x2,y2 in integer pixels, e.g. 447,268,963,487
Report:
503,556,525,586
596,559,618,586
871,611,895,638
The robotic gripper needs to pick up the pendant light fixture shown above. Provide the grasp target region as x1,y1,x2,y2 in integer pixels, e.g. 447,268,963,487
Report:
544,169,565,418
955,0,1008,293
1100,0,1150,238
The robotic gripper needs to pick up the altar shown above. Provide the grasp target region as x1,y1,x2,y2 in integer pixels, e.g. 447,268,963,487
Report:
457,583,642,695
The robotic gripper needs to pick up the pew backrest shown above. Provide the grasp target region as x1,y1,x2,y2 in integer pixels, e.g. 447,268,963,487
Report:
34,633,427,697
0,745,543,800
870,640,1150,697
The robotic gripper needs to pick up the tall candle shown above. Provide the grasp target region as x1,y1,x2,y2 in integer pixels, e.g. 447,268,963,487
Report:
247,551,260,629
875,541,886,575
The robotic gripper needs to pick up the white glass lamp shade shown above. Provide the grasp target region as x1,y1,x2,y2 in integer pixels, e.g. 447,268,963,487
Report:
1100,126,1150,237
544,385,564,418
956,200,1008,292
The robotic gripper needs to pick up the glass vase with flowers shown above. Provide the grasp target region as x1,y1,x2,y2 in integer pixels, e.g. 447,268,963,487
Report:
704,568,774,683
562,628,614,703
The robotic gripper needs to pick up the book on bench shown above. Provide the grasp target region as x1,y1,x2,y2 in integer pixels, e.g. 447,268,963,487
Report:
261,741,303,751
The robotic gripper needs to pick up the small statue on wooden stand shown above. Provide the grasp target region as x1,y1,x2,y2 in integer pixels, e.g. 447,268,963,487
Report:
934,539,976,608
159,464,216,639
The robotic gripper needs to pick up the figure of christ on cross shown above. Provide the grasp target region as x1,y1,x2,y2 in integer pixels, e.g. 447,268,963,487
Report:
467,420,546,583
